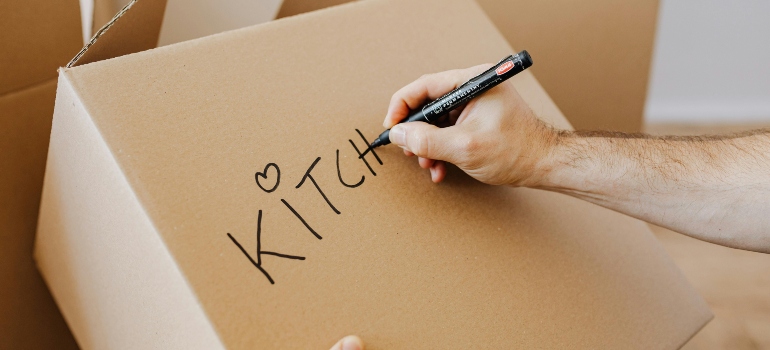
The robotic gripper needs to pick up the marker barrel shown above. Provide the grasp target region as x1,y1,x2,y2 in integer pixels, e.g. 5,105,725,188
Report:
370,50,532,148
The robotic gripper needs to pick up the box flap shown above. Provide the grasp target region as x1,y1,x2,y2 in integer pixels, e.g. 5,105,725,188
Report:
0,0,82,95
56,0,710,347
68,0,167,67
158,0,283,46
276,0,350,18
92,0,127,35
92,0,283,47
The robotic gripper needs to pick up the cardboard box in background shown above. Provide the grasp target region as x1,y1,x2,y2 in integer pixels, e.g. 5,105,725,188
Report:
0,0,83,348
72,0,167,67
36,0,710,348
477,0,659,132
92,0,283,47
0,0,82,96
278,0,659,133
276,0,343,19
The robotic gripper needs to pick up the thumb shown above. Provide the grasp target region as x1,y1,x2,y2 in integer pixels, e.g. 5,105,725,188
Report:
389,122,463,163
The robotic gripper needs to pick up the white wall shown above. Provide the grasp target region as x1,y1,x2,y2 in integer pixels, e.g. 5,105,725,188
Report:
80,0,94,44
645,0,770,124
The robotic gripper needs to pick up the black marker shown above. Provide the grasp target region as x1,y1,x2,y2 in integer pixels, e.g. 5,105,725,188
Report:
368,50,533,149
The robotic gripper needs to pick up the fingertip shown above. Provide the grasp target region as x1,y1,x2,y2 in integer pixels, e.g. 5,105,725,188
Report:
431,161,447,183
385,92,412,129
383,112,397,129
383,113,399,129
418,157,435,169
404,149,414,157
339,335,364,350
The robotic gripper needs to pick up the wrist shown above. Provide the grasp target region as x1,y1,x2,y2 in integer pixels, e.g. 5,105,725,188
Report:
525,129,587,192
512,125,566,189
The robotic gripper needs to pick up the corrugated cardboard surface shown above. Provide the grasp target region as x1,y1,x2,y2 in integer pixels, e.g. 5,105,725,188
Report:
0,79,79,350
38,0,710,348
0,0,82,95
278,0,658,132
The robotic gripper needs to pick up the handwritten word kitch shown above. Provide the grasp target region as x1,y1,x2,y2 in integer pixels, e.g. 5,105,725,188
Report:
226,129,384,284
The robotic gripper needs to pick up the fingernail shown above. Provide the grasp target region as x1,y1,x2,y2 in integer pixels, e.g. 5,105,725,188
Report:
389,125,406,146
342,337,362,350
430,166,437,181
382,117,389,128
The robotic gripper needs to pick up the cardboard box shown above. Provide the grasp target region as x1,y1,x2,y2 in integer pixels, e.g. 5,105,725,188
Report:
278,0,659,133
73,0,166,67
276,0,344,19
92,0,283,46
0,0,83,348
477,0,659,133
0,0,83,96
36,0,710,348
0,81,80,350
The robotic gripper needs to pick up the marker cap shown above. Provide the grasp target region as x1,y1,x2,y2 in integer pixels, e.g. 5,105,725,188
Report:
518,50,533,69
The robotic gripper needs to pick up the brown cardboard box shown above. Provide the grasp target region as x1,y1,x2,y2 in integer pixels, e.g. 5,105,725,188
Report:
477,0,659,133
0,81,80,350
0,0,83,95
73,0,167,67
278,0,659,133
92,0,283,46
276,0,347,19
35,0,710,348
0,0,83,348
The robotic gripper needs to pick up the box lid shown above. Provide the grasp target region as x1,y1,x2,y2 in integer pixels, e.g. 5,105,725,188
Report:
56,0,710,347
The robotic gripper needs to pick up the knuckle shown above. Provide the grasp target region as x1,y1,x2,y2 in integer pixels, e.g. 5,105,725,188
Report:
389,91,404,107
392,85,410,100
456,134,481,165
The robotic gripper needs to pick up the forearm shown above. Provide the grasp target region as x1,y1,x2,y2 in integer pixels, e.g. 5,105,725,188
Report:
534,130,770,253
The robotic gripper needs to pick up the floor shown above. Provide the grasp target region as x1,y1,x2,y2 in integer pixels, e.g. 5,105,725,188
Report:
644,123,770,350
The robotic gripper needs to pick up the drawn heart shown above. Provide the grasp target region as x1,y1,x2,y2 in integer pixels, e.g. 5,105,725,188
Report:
255,163,280,193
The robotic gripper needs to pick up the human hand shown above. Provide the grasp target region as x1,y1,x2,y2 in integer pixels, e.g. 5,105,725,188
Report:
329,335,364,350
384,64,558,186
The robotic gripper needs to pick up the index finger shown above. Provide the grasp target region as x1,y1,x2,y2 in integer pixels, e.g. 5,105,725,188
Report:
384,64,492,129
